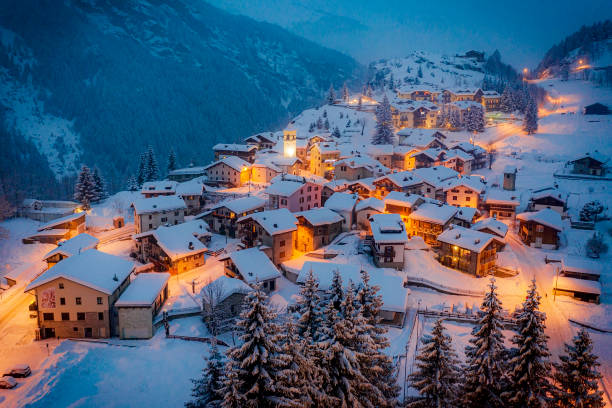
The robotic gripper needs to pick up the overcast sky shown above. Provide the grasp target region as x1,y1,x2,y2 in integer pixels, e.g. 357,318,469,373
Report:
209,0,612,68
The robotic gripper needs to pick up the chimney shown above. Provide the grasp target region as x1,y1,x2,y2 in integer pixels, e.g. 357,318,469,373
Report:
474,239,480,244
455,233,461,239
188,242,194,250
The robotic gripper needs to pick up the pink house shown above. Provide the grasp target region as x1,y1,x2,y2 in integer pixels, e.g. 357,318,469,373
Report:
265,179,322,212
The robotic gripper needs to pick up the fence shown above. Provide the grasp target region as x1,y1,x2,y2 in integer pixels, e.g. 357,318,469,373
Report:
418,309,517,329
153,306,202,327
403,276,486,297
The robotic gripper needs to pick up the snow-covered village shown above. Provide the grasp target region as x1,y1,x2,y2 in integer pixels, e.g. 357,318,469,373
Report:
0,2,612,407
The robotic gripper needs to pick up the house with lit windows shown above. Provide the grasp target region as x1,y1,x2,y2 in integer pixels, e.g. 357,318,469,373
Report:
132,196,187,234
203,156,250,187
437,226,505,276
295,208,343,252
264,177,322,212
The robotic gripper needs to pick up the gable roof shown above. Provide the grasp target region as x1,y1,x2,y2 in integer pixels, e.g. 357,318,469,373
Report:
132,195,187,215
115,273,170,307
213,143,257,153
454,207,479,223
264,180,304,197
472,217,508,237
296,208,343,226
176,180,205,197
484,189,520,206
369,213,408,244
443,175,486,193
437,225,503,253
26,249,134,294
133,220,209,261
238,208,297,235
37,212,85,231
43,233,100,261
141,180,178,195
355,197,385,213
210,196,266,215
324,192,360,212
384,191,424,208
203,156,250,172
517,208,563,231
229,248,281,284
409,203,458,224
199,275,252,302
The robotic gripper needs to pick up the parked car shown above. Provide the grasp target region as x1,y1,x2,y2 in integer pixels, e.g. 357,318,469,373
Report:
4,364,31,378
0,376,17,389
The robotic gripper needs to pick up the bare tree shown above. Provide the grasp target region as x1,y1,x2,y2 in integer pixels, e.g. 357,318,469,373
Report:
201,278,226,337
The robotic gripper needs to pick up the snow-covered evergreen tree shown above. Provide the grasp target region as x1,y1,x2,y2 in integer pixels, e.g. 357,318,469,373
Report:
327,269,344,311
450,110,462,130
502,280,552,408
308,122,315,133
327,84,336,105
366,84,373,98
0,182,14,221
332,127,341,138
461,278,508,407
318,280,383,407
586,231,608,259
500,85,513,112
167,149,178,174
342,82,349,102
74,165,97,210
523,96,538,135
186,340,225,408
417,65,423,78
222,285,289,408
409,319,461,408
127,175,139,192
373,94,394,145
137,152,147,187
466,106,485,133
145,145,159,181
92,167,107,202
355,270,399,406
296,269,323,339
324,118,330,130
553,329,604,408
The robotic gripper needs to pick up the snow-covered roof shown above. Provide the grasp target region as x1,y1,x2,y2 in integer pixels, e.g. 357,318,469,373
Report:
443,149,474,162
412,148,446,161
561,255,602,276
213,143,257,153
252,160,282,172
531,189,565,203
37,212,85,231
503,165,517,174
229,248,281,284
296,261,410,312
141,180,178,195
245,132,276,144
43,233,100,261
397,129,448,149
26,249,134,294
448,87,481,95
238,208,297,235
324,192,360,212
409,203,457,225
437,225,503,253
389,99,439,112
472,218,508,237
365,144,394,156
203,156,250,173
484,189,520,206
369,213,408,244
454,207,479,223
296,208,343,226
199,275,252,303
132,195,187,215
482,90,501,97
312,142,340,154
443,175,486,193
210,196,266,215
133,220,209,261
115,273,170,307
405,236,429,250
411,166,459,187
168,166,207,176
346,178,376,191
334,155,389,174
176,180,205,197
570,151,608,165
517,208,563,231
451,100,482,110
264,180,304,197
384,191,423,208
355,197,385,213
325,179,350,191
554,275,601,295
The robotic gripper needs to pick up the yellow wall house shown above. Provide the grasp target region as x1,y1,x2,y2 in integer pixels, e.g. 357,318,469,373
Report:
115,272,170,339
25,249,134,339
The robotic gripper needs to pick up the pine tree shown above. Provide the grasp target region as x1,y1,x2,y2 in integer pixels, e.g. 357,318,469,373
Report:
276,317,323,407
461,278,508,407
316,117,323,130
186,340,225,408
327,269,344,311
500,85,513,113
373,94,394,145
342,82,349,102
222,285,289,408
308,122,315,133
467,106,485,133
137,152,147,187
318,280,383,407
327,84,336,105
332,127,341,138
296,269,323,339
553,329,604,408
74,165,97,210
127,175,139,192
0,182,15,221
418,65,423,78
450,110,462,130
355,270,399,406
324,118,330,130
409,319,461,408
167,149,178,174
92,167,107,202
145,145,159,181
366,84,373,98
523,96,538,135
502,280,552,408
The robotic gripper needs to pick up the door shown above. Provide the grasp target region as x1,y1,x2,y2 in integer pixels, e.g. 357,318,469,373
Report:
84,328,93,338
43,327,55,339
535,236,542,248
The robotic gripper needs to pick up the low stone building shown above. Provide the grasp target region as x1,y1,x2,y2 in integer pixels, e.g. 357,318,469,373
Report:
25,249,134,339
116,273,170,339
295,208,343,252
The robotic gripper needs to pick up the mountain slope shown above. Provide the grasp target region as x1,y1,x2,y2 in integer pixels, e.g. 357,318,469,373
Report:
0,0,363,195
